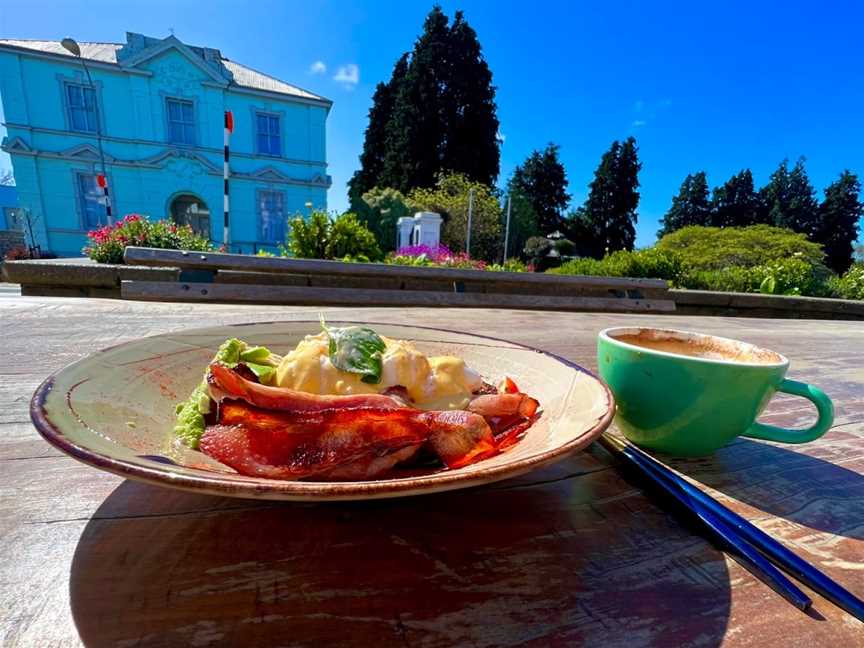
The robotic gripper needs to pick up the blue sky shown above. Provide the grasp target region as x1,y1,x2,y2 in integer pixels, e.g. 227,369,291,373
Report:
2,0,863,247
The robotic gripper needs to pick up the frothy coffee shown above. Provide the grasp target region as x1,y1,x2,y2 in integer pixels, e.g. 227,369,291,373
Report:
615,332,780,364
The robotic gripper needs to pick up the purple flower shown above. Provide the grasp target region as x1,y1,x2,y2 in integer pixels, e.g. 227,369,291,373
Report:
395,244,454,263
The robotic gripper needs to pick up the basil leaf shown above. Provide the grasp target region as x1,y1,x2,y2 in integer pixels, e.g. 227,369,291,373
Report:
324,325,386,384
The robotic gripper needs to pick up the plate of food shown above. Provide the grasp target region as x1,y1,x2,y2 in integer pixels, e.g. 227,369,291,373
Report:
30,321,614,500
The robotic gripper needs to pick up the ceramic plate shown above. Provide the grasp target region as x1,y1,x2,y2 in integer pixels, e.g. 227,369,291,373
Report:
31,321,614,501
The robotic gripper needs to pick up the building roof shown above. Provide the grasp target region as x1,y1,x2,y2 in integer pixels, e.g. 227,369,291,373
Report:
0,38,330,104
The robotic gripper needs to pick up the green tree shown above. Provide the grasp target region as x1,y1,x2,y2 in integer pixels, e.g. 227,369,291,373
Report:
347,54,409,207
814,171,863,273
761,158,820,235
409,173,502,261
508,143,570,235
501,190,539,262
710,169,761,227
364,6,500,194
578,137,641,257
354,187,412,252
287,211,382,261
440,11,500,186
658,171,710,236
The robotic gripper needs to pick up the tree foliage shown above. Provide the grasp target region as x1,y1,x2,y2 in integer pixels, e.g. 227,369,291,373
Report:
502,190,539,262
573,137,641,257
354,6,500,197
347,54,409,207
287,211,382,261
354,187,413,252
658,171,710,236
508,143,570,235
408,173,502,262
813,171,863,273
710,169,762,227
761,158,819,235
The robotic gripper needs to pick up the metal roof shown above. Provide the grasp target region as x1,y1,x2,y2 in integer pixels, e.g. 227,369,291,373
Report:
0,38,330,104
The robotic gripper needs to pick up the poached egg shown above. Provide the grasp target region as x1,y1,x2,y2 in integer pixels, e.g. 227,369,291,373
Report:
275,333,482,410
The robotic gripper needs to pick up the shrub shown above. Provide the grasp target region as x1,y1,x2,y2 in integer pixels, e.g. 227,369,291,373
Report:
394,244,455,263
385,249,487,270
551,248,684,282
828,263,864,300
83,214,212,264
356,187,412,252
678,258,834,297
4,245,31,261
656,224,825,271
487,258,529,272
287,211,382,261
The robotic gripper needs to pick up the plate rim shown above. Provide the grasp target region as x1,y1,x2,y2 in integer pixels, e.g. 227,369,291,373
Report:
30,320,616,501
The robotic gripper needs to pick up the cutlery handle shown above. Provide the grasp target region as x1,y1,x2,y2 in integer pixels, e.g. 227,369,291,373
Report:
744,379,834,444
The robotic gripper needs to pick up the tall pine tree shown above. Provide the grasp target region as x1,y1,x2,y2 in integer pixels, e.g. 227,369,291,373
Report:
508,143,570,235
355,6,499,196
441,11,500,186
710,169,761,227
347,54,409,208
577,137,641,257
814,171,863,273
658,171,710,236
761,158,820,235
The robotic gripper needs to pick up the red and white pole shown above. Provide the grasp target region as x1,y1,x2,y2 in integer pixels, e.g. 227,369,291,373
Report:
96,173,111,222
223,111,234,249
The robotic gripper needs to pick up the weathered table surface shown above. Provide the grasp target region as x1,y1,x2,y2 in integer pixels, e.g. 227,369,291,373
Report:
2,296,863,647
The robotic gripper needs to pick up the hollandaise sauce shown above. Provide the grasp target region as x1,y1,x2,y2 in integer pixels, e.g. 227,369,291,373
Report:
275,333,482,410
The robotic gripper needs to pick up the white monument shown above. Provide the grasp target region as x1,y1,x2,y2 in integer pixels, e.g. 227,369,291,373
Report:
396,211,443,249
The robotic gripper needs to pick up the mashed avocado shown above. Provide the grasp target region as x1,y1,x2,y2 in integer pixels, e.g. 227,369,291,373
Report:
173,338,255,448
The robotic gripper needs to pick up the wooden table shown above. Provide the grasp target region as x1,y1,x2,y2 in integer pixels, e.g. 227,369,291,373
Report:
2,296,863,647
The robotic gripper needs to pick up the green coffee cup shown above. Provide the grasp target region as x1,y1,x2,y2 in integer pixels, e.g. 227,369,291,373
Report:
597,327,834,456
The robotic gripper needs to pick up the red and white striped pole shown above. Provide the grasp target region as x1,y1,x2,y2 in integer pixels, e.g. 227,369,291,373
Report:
223,110,234,249
96,173,112,222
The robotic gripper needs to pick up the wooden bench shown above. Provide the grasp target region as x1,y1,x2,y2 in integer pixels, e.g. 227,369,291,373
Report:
121,247,676,313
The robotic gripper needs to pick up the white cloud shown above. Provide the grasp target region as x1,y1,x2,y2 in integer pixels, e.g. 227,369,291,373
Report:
632,120,647,127
309,60,327,75
333,63,360,89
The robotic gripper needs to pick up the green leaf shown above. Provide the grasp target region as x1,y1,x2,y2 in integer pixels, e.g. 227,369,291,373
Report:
760,275,777,294
323,323,386,384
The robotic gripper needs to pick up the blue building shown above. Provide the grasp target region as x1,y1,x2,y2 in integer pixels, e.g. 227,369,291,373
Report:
0,33,332,256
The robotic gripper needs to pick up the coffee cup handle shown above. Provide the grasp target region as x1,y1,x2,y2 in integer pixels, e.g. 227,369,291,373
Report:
743,379,834,444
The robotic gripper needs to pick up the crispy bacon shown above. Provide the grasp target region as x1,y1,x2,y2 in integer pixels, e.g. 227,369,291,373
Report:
201,400,496,479
199,363,538,481
467,393,539,418
207,362,401,412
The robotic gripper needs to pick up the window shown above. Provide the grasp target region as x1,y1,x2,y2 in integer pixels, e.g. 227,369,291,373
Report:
66,83,97,133
166,98,195,145
256,113,281,156
77,173,108,229
258,190,285,243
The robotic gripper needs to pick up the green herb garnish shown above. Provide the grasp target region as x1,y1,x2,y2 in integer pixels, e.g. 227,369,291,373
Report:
321,318,386,384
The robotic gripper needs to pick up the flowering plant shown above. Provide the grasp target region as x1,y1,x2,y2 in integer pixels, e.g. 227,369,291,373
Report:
389,244,490,270
84,214,212,264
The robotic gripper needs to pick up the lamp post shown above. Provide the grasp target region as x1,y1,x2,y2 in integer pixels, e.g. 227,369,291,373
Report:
61,37,110,220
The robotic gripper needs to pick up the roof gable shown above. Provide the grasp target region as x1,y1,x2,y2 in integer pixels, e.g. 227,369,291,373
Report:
117,35,230,84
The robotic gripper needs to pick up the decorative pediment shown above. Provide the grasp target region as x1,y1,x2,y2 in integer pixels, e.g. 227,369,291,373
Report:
140,148,221,173
2,136,33,153
61,143,116,162
116,34,232,85
251,166,291,182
